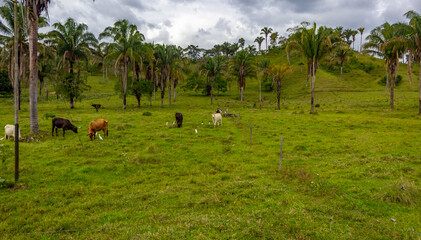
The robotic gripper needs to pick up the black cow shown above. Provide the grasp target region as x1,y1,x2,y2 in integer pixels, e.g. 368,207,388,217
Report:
175,113,183,128
52,118,78,137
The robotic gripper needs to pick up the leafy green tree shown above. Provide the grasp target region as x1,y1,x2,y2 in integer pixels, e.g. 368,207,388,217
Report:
201,55,225,105
270,32,279,48
48,18,97,108
238,38,245,49
99,19,144,109
230,50,256,101
131,78,153,107
286,23,332,113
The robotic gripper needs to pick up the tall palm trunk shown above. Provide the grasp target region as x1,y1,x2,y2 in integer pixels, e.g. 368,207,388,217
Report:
131,59,135,88
259,77,262,109
69,61,75,109
173,87,176,102
307,63,311,87
310,57,316,114
360,34,363,52
29,15,39,133
13,0,19,182
168,74,172,106
265,34,268,52
386,60,390,89
407,51,412,84
240,87,243,101
211,76,214,105
419,60,421,115
123,58,128,109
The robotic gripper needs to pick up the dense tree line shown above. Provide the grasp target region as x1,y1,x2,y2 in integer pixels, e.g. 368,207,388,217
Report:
1,0,421,138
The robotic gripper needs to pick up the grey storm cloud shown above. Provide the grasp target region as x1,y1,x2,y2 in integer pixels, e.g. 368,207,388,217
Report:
30,0,421,49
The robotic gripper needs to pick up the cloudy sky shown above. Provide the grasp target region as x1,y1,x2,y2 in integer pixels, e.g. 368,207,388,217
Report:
43,0,421,49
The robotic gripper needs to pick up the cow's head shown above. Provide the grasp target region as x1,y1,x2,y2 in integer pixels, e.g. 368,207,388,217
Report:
72,126,78,134
87,133,94,141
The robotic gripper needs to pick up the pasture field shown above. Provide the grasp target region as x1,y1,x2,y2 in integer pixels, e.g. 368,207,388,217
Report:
1,67,421,239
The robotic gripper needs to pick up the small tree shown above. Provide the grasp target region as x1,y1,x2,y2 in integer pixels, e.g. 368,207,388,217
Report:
56,70,90,108
132,79,153,107
266,64,291,110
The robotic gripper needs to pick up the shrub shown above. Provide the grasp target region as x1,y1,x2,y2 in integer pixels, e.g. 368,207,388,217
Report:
378,75,402,86
143,112,152,116
0,70,12,95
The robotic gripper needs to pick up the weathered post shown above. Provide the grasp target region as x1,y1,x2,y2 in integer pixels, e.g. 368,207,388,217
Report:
13,0,19,182
279,136,284,171
250,124,252,144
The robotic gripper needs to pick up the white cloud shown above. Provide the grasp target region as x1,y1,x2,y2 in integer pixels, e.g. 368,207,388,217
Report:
33,0,421,49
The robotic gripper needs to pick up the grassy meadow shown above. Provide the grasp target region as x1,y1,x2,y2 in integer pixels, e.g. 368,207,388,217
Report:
1,55,421,239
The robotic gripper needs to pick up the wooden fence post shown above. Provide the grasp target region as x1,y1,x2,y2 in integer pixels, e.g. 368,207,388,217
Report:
279,136,284,171
250,124,252,144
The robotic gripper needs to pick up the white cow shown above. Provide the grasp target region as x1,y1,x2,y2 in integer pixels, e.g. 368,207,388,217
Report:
212,113,222,128
1,124,22,141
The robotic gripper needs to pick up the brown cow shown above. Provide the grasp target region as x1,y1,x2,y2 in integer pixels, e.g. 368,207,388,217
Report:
88,119,108,141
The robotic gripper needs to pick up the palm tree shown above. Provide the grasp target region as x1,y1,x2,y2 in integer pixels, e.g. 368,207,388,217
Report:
201,55,225,105
22,0,50,134
358,27,365,52
404,10,421,114
364,23,395,89
334,42,352,78
260,27,272,52
0,1,28,110
48,18,97,108
343,29,353,46
258,58,270,109
267,64,291,110
365,22,407,110
155,44,179,107
254,36,264,52
286,23,332,113
351,30,358,50
230,49,256,101
99,19,144,109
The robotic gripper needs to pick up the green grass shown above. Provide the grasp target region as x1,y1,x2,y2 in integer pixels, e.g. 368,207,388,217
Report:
0,57,421,239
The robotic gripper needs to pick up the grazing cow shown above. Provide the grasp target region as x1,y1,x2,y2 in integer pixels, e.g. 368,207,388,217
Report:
91,104,101,112
52,118,78,137
216,109,223,113
175,113,183,128
88,119,108,141
211,113,222,127
2,124,22,141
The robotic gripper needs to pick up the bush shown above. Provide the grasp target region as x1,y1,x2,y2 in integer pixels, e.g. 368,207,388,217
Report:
143,112,152,116
0,70,13,95
378,75,402,86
